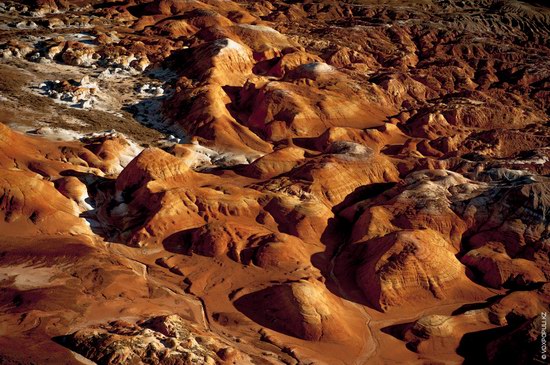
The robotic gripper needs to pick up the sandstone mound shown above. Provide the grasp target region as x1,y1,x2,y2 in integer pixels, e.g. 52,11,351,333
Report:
461,244,546,289
54,176,92,211
187,221,310,267
401,311,491,355
262,51,322,77
0,169,88,236
342,169,548,307
238,146,305,179
345,169,476,247
285,148,399,207
115,147,190,192
234,280,351,342
355,229,474,311
455,174,550,283
184,38,254,85
237,79,394,141
0,0,549,364
488,288,549,326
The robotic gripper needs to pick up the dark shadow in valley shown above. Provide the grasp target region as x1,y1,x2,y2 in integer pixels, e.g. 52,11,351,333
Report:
456,325,514,365
292,136,323,151
380,321,413,340
451,294,504,316
233,285,305,340
59,169,125,244
333,182,396,214
310,182,397,311
221,84,270,143
162,229,194,255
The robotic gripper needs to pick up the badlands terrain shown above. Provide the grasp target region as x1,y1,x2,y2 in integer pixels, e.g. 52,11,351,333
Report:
0,0,549,364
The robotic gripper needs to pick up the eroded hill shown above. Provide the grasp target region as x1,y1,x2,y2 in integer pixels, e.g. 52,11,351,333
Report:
0,0,548,364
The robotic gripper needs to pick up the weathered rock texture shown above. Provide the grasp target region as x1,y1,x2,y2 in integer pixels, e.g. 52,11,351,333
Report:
0,0,548,364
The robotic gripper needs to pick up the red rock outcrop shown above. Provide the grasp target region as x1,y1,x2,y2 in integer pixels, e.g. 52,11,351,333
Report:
0,0,549,364
355,229,478,311
234,280,353,342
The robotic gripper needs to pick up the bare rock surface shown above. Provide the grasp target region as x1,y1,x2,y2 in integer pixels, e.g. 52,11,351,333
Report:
0,0,549,364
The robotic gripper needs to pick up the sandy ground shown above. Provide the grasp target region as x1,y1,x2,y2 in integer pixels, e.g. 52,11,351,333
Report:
0,56,171,144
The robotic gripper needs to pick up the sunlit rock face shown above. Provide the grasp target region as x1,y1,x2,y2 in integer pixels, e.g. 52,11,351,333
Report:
0,0,549,364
